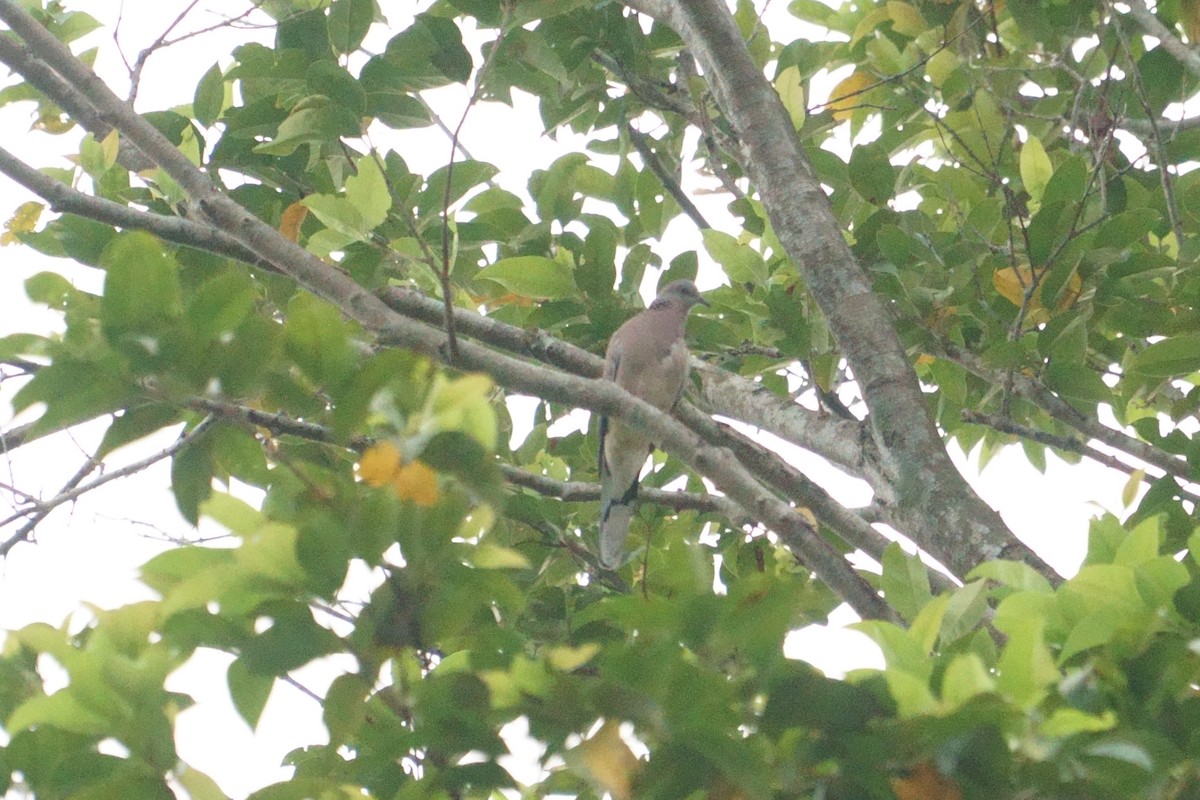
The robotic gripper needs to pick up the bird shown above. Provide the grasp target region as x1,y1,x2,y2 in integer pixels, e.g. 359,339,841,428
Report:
598,279,709,569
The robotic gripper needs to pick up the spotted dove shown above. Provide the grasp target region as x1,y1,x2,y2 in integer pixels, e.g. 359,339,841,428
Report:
597,279,708,569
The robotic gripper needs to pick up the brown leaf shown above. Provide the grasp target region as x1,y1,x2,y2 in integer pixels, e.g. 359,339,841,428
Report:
890,761,963,800
279,201,308,242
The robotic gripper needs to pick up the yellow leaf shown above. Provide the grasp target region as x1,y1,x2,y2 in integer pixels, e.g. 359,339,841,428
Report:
887,1,927,36
826,71,875,121
797,506,818,528
915,353,936,366
1122,468,1145,508
850,6,891,47
394,459,439,506
1,201,44,245
992,266,1030,308
358,442,401,487
545,643,600,672
992,266,1081,319
1020,135,1053,203
566,720,640,800
891,762,963,800
775,65,806,130
100,129,120,171
1183,0,1200,42
925,49,958,88
279,201,309,242
472,545,530,570
34,108,73,134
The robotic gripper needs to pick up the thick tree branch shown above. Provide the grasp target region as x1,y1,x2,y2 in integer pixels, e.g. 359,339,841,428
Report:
0,34,153,171
691,361,888,499
379,287,873,486
0,141,889,587
0,0,893,620
1124,0,1200,78
0,144,273,268
619,0,1056,580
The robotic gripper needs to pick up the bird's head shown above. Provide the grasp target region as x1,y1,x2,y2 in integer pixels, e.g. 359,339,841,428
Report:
653,279,710,311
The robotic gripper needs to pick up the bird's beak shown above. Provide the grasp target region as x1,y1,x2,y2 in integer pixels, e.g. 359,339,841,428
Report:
698,296,710,307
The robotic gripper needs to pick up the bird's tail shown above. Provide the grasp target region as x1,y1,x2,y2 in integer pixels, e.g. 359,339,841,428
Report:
598,473,639,569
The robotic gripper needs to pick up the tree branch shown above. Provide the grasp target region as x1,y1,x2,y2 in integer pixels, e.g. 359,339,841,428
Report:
0,0,893,619
691,360,888,499
0,417,216,556
0,144,274,269
1124,0,1200,79
0,34,153,171
936,342,1190,483
619,0,1056,581
960,409,1200,502
623,120,711,230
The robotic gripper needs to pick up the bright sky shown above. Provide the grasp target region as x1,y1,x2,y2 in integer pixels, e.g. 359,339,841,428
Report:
0,2,1143,796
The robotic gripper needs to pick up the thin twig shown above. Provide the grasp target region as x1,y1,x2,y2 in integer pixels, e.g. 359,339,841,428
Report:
122,0,201,101
960,409,1200,502
624,120,711,229
439,4,512,362
0,417,216,556
1113,6,1187,247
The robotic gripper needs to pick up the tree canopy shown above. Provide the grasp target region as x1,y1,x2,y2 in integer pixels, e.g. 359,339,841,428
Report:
3,0,1200,797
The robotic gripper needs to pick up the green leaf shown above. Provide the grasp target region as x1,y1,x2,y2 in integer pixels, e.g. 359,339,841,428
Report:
184,271,258,342
306,60,366,117
345,155,391,232
1095,208,1160,249
97,404,181,458
1041,708,1117,738
775,65,805,130
852,620,931,679
1044,362,1111,407
284,293,358,388
171,429,214,525
995,615,1059,708
848,142,896,205
880,543,933,622
702,229,767,285
175,762,231,800
967,559,1053,593
1129,333,1200,377
253,96,360,156
140,546,234,597
24,271,76,308
328,0,375,54
374,15,471,92
227,657,273,730
476,256,577,299
239,605,341,676
418,160,499,216
11,357,133,438
1019,135,1052,203
323,673,370,744
1115,516,1162,565
193,62,225,127
939,579,989,644
366,91,431,129
7,692,111,736
940,652,995,709
99,231,182,339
